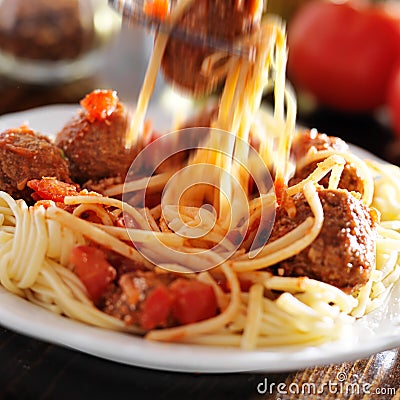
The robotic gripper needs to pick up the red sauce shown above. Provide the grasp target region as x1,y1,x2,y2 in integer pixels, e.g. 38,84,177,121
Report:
143,0,169,20
274,177,287,205
80,89,119,123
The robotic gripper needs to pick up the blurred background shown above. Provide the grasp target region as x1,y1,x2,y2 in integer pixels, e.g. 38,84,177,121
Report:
0,0,398,164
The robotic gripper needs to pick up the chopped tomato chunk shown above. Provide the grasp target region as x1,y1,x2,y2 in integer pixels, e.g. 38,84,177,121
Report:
143,0,169,20
169,279,217,325
80,89,119,122
28,178,79,203
70,246,116,303
140,285,173,330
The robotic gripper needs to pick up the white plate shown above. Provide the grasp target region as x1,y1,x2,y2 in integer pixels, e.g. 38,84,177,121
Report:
0,105,400,374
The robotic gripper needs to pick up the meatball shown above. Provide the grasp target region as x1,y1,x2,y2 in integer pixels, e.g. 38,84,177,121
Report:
0,126,71,203
291,129,349,160
270,189,377,293
290,130,364,194
55,90,136,185
161,0,263,96
291,161,365,194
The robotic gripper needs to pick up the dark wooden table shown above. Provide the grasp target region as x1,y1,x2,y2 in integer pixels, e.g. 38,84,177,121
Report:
0,27,400,400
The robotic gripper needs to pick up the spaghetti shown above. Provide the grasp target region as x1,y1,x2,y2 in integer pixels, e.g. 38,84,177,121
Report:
0,1,399,350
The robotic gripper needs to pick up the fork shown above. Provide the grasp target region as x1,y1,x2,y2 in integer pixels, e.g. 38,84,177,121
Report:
108,0,256,59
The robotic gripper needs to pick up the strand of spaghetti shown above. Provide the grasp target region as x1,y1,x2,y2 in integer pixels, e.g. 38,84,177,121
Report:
173,206,227,236
217,23,278,220
351,270,378,318
102,172,173,197
64,195,149,230
3,214,16,226
382,265,400,287
201,52,231,81
328,161,345,190
237,24,276,144
214,60,242,222
276,292,332,321
376,238,400,251
0,241,24,296
180,331,328,347
92,224,185,246
259,314,344,337
38,261,141,331
45,206,151,268
18,205,48,288
0,206,14,216
371,284,386,304
73,204,114,226
227,61,250,137
146,262,240,341
273,24,297,188
247,191,276,215
297,149,374,205
144,207,160,232
232,27,276,196
294,293,341,318
273,24,286,122
150,204,162,220
215,59,241,132
49,259,92,305
232,182,324,271
263,276,357,312
0,195,48,291
261,296,320,333
214,23,281,227
127,0,195,147
0,231,14,244
377,225,400,239
366,284,394,314
197,271,229,310
235,217,313,260
8,199,28,279
46,218,86,266
240,283,264,349
287,155,346,196
367,161,400,220
24,288,62,314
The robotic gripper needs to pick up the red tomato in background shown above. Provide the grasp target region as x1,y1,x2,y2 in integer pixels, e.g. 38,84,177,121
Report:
387,64,400,138
287,0,400,112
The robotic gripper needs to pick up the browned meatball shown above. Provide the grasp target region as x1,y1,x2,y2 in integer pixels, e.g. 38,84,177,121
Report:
270,189,377,293
290,130,364,194
291,129,349,160
0,126,72,203
161,0,263,96
55,90,136,184
291,161,365,194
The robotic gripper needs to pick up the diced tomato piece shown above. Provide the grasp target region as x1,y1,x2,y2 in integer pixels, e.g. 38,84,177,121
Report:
143,0,169,20
169,279,217,325
140,285,173,330
70,246,116,303
28,178,79,203
80,89,119,123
